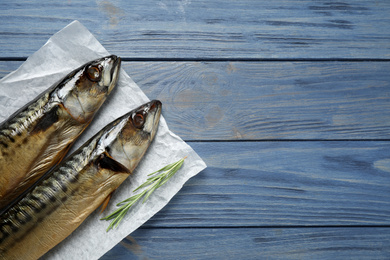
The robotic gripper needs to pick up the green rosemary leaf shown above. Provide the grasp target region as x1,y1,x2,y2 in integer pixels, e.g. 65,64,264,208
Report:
101,157,186,231
143,179,162,203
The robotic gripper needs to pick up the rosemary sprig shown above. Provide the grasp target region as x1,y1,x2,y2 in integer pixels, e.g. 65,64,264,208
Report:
101,156,187,231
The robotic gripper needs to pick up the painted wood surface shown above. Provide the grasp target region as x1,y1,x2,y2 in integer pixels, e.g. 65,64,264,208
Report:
139,141,390,227
1,0,390,259
101,228,390,260
0,1,390,59
1,61,389,140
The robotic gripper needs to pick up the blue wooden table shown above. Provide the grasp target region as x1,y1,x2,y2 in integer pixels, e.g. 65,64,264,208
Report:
1,0,390,259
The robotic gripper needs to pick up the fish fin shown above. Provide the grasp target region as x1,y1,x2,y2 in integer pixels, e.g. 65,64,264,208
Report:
31,105,59,133
98,152,131,173
100,193,113,213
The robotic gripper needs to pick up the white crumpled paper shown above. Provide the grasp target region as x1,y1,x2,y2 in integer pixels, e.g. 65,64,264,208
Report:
0,21,206,259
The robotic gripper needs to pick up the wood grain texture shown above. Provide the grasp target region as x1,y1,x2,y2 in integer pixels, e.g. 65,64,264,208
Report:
0,0,390,59
124,61,390,140
111,141,390,228
1,2,390,258
2,61,389,140
101,227,390,260
0,61,20,78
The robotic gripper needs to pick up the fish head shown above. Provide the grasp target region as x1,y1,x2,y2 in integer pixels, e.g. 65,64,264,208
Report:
100,100,162,174
58,55,121,123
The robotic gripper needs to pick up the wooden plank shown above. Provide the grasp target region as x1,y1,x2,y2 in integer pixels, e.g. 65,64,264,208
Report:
1,61,389,140
100,141,390,228
124,61,390,140
0,61,21,78
0,1,390,59
101,227,390,259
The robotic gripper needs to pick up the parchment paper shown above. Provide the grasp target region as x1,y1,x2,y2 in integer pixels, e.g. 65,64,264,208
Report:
0,21,206,259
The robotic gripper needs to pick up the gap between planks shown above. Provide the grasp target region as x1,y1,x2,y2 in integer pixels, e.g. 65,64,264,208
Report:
186,139,390,143
1,57,390,62
137,225,390,229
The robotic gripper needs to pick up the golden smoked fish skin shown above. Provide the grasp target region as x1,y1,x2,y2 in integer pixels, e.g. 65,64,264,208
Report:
0,55,121,209
0,100,162,260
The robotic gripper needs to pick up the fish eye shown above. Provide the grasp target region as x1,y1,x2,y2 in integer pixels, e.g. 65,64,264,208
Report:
86,65,102,82
132,112,145,128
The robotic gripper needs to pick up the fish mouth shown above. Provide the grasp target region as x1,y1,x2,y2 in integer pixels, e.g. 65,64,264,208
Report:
106,55,121,94
150,100,162,119
146,100,162,140
150,100,162,111
110,55,121,76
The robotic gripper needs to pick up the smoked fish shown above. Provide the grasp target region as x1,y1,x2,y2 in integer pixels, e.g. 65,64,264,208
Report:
0,55,121,209
0,100,162,260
